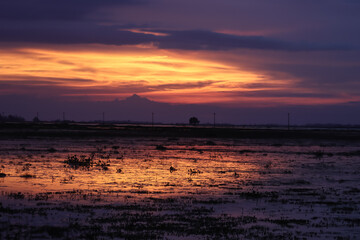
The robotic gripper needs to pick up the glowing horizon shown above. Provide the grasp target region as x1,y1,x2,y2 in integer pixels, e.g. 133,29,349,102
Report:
1,44,352,106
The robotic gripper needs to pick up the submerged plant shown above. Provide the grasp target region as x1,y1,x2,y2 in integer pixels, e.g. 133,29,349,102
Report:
264,161,272,169
64,153,111,170
96,160,110,170
205,140,216,146
64,154,94,169
312,150,325,160
20,174,36,178
156,145,167,151
47,147,57,153
188,168,201,175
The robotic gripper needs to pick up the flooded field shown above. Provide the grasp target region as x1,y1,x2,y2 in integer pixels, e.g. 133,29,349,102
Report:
1,132,360,239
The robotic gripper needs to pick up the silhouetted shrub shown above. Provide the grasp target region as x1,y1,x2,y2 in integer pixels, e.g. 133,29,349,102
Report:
189,117,200,126
0,114,25,122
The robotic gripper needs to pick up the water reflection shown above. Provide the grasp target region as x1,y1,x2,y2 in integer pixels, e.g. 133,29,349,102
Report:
1,137,360,239
0,138,268,196
1,137,358,199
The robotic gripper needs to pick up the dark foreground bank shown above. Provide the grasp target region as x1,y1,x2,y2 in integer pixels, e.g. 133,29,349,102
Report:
1,122,360,140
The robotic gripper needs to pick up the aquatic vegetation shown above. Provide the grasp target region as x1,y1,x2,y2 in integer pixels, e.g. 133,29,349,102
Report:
95,160,110,170
264,161,272,169
312,150,325,159
188,168,201,175
20,174,36,178
156,145,167,151
22,163,31,171
7,192,25,199
239,149,256,154
64,153,111,171
47,147,57,153
64,154,94,169
205,140,216,146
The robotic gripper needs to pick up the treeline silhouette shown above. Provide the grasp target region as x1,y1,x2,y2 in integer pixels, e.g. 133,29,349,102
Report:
0,114,25,122
1,112,360,129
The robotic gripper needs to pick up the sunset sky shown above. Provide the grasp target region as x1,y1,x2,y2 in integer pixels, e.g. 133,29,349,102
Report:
1,1,360,112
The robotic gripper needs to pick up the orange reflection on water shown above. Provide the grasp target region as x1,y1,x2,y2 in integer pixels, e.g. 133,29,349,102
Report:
0,138,268,198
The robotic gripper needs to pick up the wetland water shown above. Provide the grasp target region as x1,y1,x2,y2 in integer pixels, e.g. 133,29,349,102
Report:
1,134,360,239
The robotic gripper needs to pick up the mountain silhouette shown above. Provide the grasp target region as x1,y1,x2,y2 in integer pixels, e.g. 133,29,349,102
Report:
123,94,153,104
1,94,360,124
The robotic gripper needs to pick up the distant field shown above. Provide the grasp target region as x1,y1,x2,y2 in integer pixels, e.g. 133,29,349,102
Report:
1,122,360,140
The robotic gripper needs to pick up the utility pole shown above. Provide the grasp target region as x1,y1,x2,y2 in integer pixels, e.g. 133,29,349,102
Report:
102,112,105,124
287,112,290,130
152,112,154,127
213,112,216,128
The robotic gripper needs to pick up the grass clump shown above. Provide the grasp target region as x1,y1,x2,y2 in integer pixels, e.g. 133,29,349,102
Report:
64,154,94,169
20,174,36,178
312,150,325,159
96,160,110,170
47,147,57,153
64,153,110,170
188,168,202,175
156,145,167,151
205,140,216,146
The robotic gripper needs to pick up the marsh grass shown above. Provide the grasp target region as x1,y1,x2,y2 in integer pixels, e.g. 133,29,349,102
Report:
64,154,94,169
20,174,36,178
156,145,167,151
64,153,111,171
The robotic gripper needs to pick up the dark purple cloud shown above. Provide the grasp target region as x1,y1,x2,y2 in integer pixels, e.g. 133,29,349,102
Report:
106,0,360,45
270,64,360,87
0,0,356,51
0,76,219,96
0,0,144,21
0,21,352,51
156,30,351,51
229,90,337,99
0,22,154,45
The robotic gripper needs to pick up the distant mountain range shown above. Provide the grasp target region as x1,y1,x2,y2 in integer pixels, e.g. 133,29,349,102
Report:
1,94,360,125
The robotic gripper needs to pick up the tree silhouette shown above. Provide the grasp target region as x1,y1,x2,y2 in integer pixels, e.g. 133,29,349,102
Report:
33,116,40,122
189,117,200,126
0,114,25,122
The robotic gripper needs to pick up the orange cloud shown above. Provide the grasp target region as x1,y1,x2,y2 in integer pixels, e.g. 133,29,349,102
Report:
0,45,264,96
1,44,348,106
